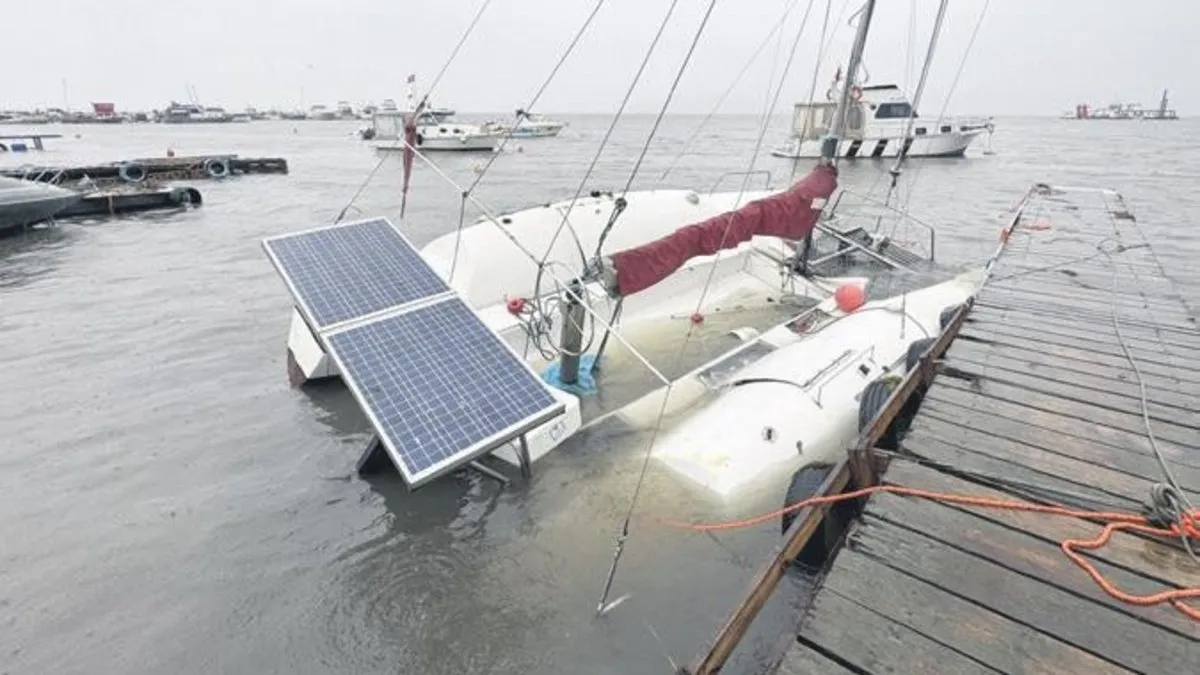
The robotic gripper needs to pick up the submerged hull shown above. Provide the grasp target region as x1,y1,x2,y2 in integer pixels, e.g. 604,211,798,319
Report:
646,269,981,500
0,177,82,233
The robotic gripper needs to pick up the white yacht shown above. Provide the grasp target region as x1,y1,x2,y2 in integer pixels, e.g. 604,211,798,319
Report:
772,77,993,159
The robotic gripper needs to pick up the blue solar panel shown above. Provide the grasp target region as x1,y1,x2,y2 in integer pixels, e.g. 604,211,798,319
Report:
263,217,450,330
325,296,565,487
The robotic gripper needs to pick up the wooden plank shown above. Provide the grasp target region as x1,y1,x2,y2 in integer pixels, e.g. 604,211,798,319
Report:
899,421,1145,510
884,461,1200,598
922,385,1200,470
943,354,1200,427
963,312,1200,361
823,546,1135,674
852,508,1200,670
989,271,1186,303
797,590,997,675
774,641,856,675
947,340,1200,414
933,376,1200,450
916,402,1200,492
981,284,1193,322
946,337,1200,399
992,267,1186,299
970,301,1200,349
977,288,1198,332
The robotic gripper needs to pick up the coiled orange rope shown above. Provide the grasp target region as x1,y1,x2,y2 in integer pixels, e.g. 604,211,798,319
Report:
653,484,1200,621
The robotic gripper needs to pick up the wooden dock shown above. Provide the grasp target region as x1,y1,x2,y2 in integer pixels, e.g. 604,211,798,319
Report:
686,184,1199,674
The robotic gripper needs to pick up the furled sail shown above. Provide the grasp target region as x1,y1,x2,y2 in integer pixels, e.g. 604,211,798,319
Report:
605,165,838,297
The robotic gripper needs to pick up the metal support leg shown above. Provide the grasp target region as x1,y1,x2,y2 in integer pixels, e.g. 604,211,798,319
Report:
355,435,393,475
516,435,533,480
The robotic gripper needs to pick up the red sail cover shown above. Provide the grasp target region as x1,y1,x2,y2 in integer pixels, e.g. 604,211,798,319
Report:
609,164,838,297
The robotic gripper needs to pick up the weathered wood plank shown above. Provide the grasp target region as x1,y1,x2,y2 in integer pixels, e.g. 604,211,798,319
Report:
943,355,1200,427
970,302,1200,349
963,312,1200,362
774,641,856,675
988,276,1188,313
884,462,1200,597
977,288,1198,332
945,337,1200,401
851,511,1200,671
797,590,996,675
915,404,1200,493
823,546,1136,674
933,376,1200,450
921,386,1200,470
899,422,1144,510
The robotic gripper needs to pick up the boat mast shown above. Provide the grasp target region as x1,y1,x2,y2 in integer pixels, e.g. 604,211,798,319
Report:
797,0,876,275
819,0,876,165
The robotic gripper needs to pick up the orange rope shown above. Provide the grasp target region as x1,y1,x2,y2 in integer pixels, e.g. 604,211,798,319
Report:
653,484,1200,621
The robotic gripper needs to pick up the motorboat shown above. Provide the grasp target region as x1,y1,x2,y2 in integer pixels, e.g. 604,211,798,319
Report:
772,76,994,159
484,111,566,138
0,176,82,234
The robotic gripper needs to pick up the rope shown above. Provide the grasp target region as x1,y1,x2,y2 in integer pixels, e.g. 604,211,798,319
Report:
652,483,1200,620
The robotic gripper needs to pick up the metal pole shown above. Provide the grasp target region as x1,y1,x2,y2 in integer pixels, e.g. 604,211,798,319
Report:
558,280,586,385
819,0,877,165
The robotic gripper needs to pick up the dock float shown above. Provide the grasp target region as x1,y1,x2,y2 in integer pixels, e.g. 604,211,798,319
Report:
1,154,288,184
685,184,1199,674
56,186,202,219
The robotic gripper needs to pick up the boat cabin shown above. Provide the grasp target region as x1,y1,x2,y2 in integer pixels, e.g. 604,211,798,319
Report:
791,84,922,142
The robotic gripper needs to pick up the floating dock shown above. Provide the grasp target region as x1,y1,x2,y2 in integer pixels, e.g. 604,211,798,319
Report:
1,154,287,185
686,184,1199,674
0,133,62,151
56,186,202,219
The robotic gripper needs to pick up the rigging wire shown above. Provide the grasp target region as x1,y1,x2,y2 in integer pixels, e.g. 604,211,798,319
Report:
883,0,950,202
789,0,834,184
535,0,687,276
329,0,495,224
898,0,991,218
595,0,822,617
657,0,805,186
591,0,722,259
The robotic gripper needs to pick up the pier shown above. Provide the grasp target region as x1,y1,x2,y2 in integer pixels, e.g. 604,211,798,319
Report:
686,184,1199,674
1,154,288,185
0,133,62,151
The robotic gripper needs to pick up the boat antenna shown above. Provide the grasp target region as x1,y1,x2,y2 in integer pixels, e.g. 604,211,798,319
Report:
794,0,876,275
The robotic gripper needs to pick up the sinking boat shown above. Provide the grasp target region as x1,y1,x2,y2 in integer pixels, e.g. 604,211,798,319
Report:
0,176,82,234
263,157,975,501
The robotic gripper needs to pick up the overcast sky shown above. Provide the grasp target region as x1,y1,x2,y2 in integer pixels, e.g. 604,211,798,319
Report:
2,0,1190,116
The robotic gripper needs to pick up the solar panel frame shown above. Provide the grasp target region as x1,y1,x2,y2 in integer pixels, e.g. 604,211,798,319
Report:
323,296,566,488
262,217,452,332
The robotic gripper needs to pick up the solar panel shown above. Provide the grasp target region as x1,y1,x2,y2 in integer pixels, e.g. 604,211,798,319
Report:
325,296,565,488
263,217,451,330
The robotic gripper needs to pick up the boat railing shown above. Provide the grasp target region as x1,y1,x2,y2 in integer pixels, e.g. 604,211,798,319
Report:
824,188,937,262
708,170,772,193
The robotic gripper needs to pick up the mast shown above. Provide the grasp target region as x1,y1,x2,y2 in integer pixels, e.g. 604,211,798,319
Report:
797,0,875,275
819,0,877,164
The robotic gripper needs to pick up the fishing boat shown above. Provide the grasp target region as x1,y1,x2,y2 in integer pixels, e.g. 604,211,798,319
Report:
772,75,994,159
0,176,82,234
361,79,498,151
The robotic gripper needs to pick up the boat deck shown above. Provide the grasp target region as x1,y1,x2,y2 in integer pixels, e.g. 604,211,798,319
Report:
772,185,1200,673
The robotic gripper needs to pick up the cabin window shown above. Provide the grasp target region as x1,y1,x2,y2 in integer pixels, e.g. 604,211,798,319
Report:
940,124,952,133
914,127,927,135
874,102,914,119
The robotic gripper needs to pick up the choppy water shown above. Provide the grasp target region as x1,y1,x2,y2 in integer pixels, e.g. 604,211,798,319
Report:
2,115,1198,675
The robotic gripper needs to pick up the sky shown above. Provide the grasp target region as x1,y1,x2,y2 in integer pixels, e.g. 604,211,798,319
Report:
2,0,1192,116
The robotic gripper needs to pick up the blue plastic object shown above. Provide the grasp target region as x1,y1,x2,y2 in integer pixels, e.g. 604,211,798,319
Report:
542,354,599,396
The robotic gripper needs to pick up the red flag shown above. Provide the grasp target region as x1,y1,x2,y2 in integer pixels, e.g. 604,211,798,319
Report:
399,98,426,218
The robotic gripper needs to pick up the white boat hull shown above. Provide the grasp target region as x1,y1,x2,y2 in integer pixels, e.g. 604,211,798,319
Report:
771,130,983,160
643,269,980,500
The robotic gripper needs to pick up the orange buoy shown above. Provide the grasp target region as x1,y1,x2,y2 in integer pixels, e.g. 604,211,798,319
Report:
834,283,865,313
